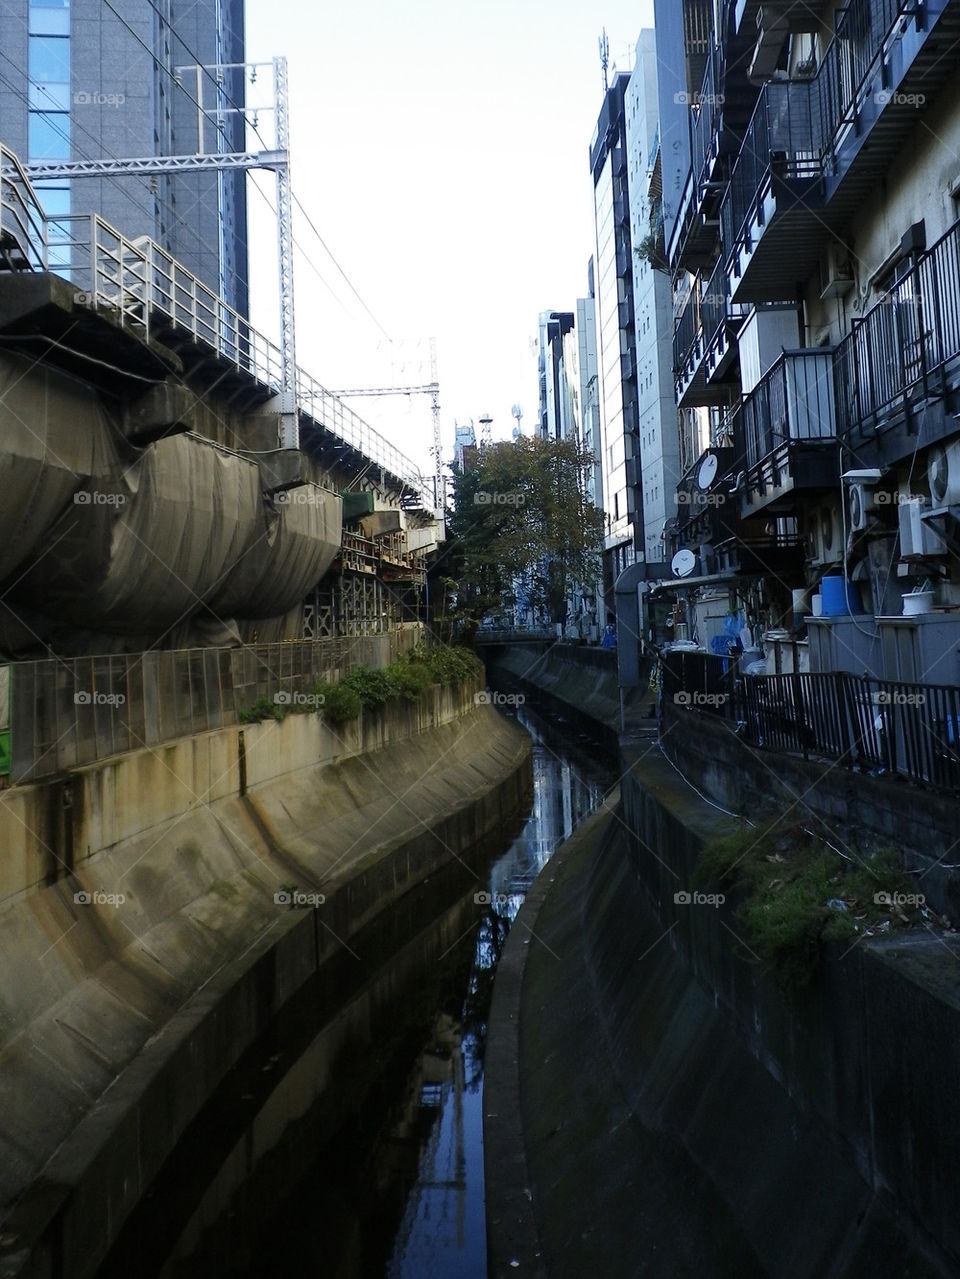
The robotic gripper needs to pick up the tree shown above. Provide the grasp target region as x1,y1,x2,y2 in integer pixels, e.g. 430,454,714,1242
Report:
447,436,604,628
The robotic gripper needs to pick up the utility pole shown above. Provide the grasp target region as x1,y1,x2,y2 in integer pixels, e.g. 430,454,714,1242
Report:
16,57,298,450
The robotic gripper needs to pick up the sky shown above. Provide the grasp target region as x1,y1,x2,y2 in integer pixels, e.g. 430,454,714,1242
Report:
244,0,657,483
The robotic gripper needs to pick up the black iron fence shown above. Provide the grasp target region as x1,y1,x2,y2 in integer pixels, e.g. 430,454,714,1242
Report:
738,349,837,471
661,649,960,792
835,218,960,443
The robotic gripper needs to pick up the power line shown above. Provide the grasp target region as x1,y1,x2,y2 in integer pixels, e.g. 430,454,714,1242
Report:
102,0,390,341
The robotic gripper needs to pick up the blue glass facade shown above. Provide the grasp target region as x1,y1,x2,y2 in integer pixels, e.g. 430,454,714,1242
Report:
28,0,70,266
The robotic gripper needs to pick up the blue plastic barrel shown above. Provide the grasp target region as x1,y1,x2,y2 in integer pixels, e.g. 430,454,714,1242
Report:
820,575,858,616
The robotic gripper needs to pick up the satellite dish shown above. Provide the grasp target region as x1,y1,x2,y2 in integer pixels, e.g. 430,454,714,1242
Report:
697,453,719,490
671,548,697,578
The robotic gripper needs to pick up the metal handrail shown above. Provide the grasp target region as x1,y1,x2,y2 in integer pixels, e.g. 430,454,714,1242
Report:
0,143,47,271
50,209,433,506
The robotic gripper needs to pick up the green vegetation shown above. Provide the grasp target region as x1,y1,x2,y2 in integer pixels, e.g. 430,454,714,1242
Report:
237,695,287,724
695,816,927,992
316,643,482,725
443,436,605,630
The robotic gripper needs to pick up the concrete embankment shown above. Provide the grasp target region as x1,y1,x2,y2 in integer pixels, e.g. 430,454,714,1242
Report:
0,682,531,1278
484,643,649,745
485,737,960,1277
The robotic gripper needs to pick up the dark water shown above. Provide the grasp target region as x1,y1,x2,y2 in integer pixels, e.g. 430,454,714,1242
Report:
97,705,615,1279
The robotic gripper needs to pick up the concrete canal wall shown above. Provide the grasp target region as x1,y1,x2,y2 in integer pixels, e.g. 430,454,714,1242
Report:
0,680,532,1278
486,737,960,1276
483,642,649,745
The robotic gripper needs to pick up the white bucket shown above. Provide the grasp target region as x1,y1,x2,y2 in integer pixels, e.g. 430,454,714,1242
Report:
903,590,934,616
811,594,823,617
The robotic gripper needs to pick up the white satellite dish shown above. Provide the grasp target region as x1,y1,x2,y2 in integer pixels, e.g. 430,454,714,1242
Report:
671,548,697,578
697,453,719,490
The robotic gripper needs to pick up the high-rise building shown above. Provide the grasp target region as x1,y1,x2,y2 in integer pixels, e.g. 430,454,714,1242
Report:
0,0,248,314
536,309,575,440
625,30,681,565
590,72,639,586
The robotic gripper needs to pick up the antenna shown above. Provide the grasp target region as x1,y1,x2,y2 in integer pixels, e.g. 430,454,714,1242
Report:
511,404,523,439
599,29,609,92
478,413,493,447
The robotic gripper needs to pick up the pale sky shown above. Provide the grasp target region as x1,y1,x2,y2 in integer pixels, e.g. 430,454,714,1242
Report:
244,0,656,482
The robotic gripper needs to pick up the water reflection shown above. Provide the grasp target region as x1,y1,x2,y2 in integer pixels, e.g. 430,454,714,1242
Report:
384,707,612,1278
97,705,614,1279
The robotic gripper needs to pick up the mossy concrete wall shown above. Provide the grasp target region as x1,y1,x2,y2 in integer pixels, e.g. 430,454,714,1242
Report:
484,643,645,744
0,683,532,1278
486,747,960,1276
658,700,960,918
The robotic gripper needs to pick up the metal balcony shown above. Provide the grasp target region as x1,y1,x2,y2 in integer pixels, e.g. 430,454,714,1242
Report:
674,258,744,407
835,216,960,462
723,0,960,303
737,349,839,515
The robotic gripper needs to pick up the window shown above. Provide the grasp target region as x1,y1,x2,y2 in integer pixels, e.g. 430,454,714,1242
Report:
28,112,70,159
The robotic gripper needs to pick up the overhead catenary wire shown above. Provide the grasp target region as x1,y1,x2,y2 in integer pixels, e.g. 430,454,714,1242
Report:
120,0,394,344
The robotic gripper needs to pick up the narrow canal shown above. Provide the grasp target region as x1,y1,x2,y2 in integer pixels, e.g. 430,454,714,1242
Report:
96,703,616,1279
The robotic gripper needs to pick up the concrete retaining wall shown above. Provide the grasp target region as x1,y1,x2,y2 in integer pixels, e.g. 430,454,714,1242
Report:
612,748,960,1274
0,682,532,1278
484,643,644,744
659,701,960,918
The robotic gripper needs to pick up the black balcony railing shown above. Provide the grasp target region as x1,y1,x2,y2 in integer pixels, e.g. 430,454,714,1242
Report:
673,281,702,375
700,256,731,352
723,1,916,258
836,217,960,441
662,650,960,793
815,0,910,175
690,42,723,194
722,78,822,257
737,349,836,470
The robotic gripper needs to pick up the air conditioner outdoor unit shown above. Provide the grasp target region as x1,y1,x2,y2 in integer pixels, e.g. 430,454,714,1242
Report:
809,505,843,566
927,440,960,507
848,482,875,532
820,242,854,300
898,497,941,558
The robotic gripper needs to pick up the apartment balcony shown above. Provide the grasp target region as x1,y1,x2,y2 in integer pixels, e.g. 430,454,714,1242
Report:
737,349,840,516
674,258,745,407
722,0,960,303
835,216,960,465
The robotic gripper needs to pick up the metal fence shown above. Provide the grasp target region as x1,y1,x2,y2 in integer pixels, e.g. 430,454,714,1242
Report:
835,218,960,442
5,630,422,786
50,211,432,506
738,349,837,470
662,649,960,792
0,143,46,271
